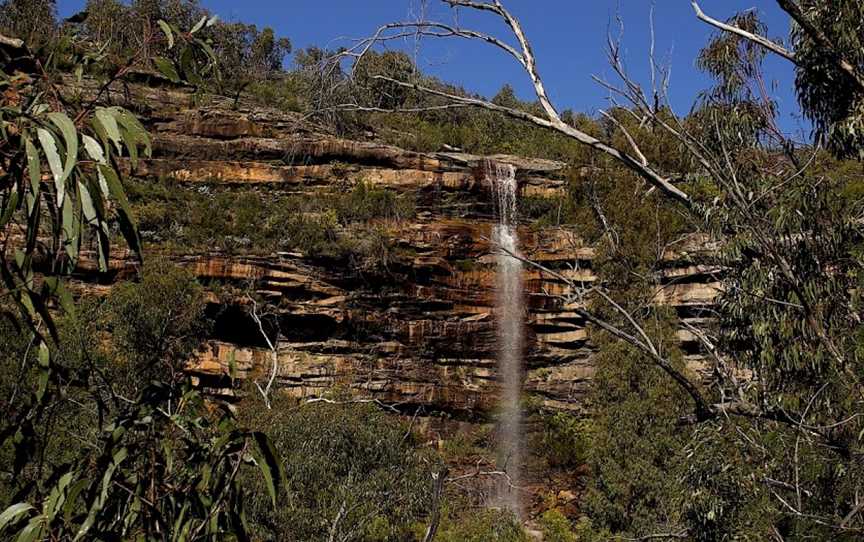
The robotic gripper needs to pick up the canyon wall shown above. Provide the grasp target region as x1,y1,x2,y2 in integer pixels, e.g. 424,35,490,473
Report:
73,80,720,417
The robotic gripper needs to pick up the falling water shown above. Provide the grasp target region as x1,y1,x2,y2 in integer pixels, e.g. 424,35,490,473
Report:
489,161,524,517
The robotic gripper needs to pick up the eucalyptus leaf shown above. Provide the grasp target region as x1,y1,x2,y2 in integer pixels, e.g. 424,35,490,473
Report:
115,110,151,158
82,134,106,163
190,15,207,34
24,137,41,197
251,432,283,506
63,479,88,525
154,57,181,83
94,108,122,154
82,135,109,194
78,181,97,223
0,503,33,532
100,165,141,257
0,191,19,228
36,128,64,206
157,19,174,49
47,112,78,187
14,517,43,542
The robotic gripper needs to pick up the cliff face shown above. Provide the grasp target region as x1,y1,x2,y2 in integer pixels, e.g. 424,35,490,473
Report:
76,80,720,417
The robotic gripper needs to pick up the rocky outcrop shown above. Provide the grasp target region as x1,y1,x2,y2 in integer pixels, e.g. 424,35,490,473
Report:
180,230,718,416
74,81,721,417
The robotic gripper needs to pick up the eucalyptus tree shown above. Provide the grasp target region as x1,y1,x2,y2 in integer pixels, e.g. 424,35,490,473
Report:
0,17,282,540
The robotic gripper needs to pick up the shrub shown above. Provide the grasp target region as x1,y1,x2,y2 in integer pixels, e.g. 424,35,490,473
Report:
540,412,589,469
519,195,575,226
434,508,529,542
238,395,435,542
336,181,416,223
125,180,413,260
581,337,689,537
103,259,210,390
247,75,305,112
538,509,576,542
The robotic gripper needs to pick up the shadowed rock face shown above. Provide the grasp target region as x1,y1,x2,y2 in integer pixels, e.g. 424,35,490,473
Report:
69,80,721,418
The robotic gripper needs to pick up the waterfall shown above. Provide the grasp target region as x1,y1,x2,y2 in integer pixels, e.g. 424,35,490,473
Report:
489,161,525,517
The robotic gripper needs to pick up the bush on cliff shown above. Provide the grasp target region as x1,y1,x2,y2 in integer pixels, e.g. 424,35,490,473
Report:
432,508,529,542
237,394,435,542
126,179,415,264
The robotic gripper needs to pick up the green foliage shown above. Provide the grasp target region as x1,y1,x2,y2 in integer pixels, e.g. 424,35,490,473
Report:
433,508,529,542
75,0,290,94
793,0,864,158
0,262,284,540
353,50,417,110
519,195,576,227
103,259,209,389
366,101,599,160
5,3,864,541
0,304,95,506
212,22,291,93
696,12,769,103
126,179,414,267
576,15,864,540
570,517,613,542
537,509,576,542
0,27,167,482
439,425,493,464
237,395,433,542
245,75,306,112
539,412,588,469
0,22,286,541
336,180,416,223
582,334,689,538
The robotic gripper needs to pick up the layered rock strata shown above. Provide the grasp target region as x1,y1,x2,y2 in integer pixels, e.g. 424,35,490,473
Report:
70,80,721,417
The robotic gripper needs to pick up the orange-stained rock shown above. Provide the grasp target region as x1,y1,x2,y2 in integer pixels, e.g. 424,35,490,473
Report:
63,78,721,417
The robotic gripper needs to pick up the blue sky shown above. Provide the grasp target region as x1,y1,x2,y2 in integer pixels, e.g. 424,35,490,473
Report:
57,1,805,136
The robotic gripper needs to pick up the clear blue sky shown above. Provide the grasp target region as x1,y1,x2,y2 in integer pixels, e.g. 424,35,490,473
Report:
57,0,805,136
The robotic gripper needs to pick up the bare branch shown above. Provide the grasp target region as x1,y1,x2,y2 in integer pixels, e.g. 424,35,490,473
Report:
303,396,404,414
339,21,524,67
841,499,864,529
421,468,449,542
621,532,689,541
332,102,473,114
691,1,795,63
368,75,692,206
336,0,693,206
467,0,559,121
599,109,649,166
248,297,279,409
327,501,347,542
0,33,24,49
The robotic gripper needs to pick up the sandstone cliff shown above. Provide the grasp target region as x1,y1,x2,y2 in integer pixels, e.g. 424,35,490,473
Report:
70,79,720,417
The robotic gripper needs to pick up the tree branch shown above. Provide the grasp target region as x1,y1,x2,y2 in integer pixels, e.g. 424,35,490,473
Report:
248,297,279,409
337,0,693,207
421,467,449,542
368,75,691,206
0,33,24,49
775,0,864,92
690,1,795,63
